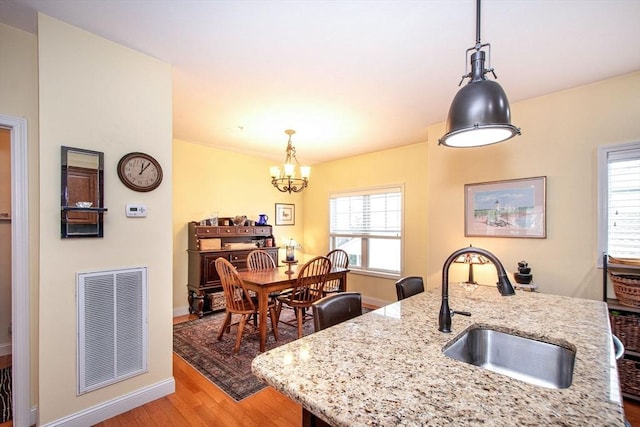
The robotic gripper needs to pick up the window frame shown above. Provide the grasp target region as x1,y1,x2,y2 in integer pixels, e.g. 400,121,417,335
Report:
597,141,640,268
329,185,404,279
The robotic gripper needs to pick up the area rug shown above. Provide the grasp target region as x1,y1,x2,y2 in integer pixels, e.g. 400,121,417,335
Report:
173,307,370,401
0,366,11,423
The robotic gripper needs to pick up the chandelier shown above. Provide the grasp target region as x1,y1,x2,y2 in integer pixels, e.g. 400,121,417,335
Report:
270,129,310,193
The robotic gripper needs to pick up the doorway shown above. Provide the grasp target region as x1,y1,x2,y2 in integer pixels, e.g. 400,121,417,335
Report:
0,128,11,424
0,115,30,427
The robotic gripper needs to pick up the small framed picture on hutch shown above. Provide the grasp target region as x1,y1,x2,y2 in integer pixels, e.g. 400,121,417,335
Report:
275,203,295,226
464,176,546,238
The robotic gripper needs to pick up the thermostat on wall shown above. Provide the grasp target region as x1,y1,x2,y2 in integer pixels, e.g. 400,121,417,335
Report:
126,203,147,218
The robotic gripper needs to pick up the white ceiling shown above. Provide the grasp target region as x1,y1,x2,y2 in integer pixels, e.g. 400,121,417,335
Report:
1,0,639,164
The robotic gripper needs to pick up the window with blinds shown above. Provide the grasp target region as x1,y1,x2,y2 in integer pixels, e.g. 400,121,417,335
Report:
329,186,403,275
598,142,640,263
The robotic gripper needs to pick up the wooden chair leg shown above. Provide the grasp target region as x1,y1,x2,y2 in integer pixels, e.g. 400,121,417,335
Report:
275,300,283,323
234,314,248,353
269,306,279,341
296,308,304,338
218,312,232,341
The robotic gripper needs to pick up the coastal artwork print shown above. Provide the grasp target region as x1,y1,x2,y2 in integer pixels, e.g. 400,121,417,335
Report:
465,176,546,238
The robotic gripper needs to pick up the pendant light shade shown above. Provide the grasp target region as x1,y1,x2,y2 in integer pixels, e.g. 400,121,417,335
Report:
439,1,520,148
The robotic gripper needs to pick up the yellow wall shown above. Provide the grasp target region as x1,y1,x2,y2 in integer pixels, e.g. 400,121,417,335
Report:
302,144,429,304
172,139,304,313
425,72,640,299
0,21,40,411
298,72,640,304
37,15,173,423
172,73,640,307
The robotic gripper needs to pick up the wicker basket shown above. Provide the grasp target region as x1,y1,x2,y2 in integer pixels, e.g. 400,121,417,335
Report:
618,358,640,397
611,272,640,308
610,312,640,352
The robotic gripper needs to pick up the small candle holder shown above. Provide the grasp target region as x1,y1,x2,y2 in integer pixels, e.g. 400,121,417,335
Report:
282,259,298,274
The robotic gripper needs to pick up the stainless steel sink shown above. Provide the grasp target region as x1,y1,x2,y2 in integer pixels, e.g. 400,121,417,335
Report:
443,325,576,389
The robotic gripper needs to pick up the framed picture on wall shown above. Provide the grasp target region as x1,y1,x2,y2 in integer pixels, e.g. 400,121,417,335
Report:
465,176,546,238
275,203,295,226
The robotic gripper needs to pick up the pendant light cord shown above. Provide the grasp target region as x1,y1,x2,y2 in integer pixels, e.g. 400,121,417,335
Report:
475,0,481,49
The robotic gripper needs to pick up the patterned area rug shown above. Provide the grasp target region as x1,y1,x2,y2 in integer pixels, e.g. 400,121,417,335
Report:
0,366,11,423
173,307,369,401
173,308,319,401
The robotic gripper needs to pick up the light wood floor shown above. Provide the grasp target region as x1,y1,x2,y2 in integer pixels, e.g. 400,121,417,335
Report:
94,313,303,426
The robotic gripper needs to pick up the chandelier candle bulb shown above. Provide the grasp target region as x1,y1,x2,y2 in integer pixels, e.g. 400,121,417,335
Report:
300,166,310,179
284,163,295,177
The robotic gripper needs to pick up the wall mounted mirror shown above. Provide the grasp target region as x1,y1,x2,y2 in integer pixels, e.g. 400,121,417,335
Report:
61,146,107,238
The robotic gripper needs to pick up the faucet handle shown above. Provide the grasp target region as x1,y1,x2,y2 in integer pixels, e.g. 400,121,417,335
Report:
452,310,471,317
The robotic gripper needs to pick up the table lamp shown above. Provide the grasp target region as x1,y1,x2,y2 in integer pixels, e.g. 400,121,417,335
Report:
454,250,489,285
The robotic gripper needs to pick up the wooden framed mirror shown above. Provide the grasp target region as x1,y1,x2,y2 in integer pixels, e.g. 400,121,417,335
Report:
61,146,107,238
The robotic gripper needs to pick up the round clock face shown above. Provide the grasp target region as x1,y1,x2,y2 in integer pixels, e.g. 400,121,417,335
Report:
117,152,163,192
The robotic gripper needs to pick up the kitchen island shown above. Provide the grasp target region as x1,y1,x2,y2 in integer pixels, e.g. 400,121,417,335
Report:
251,285,625,426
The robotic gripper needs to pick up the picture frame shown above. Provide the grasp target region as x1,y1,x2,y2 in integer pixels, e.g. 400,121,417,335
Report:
465,176,546,238
275,203,295,226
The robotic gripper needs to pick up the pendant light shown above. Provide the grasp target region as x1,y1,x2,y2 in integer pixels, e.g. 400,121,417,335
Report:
439,0,520,148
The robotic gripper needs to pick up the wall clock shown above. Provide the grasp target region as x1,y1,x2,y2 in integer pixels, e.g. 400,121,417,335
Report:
117,152,163,192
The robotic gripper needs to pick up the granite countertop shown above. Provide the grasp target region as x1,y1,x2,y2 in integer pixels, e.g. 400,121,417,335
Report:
251,285,625,426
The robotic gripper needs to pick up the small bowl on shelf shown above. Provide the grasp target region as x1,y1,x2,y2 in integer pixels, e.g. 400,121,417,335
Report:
75,201,93,208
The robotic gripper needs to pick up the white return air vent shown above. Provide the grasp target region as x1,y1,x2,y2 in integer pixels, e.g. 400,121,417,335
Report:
77,267,148,395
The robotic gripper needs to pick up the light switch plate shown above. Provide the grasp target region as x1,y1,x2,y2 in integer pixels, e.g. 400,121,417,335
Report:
126,203,147,217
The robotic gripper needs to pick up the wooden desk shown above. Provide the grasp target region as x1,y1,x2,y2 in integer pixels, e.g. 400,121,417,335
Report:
238,265,349,352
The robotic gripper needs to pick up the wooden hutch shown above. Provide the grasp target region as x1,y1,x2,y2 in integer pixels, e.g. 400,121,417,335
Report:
186,220,278,316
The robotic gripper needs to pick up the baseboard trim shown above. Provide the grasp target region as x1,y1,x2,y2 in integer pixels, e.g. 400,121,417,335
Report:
173,305,190,318
40,377,175,427
362,296,389,309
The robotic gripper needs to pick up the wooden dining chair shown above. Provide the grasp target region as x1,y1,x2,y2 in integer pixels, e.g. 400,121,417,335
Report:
247,249,276,270
247,249,284,303
395,276,425,300
276,256,332,338
324,249,349,296
312,292,362,332
214,257,278,353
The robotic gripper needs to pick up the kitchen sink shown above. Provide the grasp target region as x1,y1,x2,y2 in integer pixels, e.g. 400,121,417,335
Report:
443,324,576,389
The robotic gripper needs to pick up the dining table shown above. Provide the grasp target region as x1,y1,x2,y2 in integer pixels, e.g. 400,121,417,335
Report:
238,261,349,352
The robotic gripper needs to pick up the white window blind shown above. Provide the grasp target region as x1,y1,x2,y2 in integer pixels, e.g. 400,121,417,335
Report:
607,146,640,259
330,186,403,275
598,142,640,265
330,189,401,236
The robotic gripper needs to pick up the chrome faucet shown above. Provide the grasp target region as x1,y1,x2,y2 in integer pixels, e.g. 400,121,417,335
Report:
439,247,515,333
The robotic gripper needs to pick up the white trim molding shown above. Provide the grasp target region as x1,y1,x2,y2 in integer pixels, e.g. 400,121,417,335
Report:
40,378,175,427
0,114,30,427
